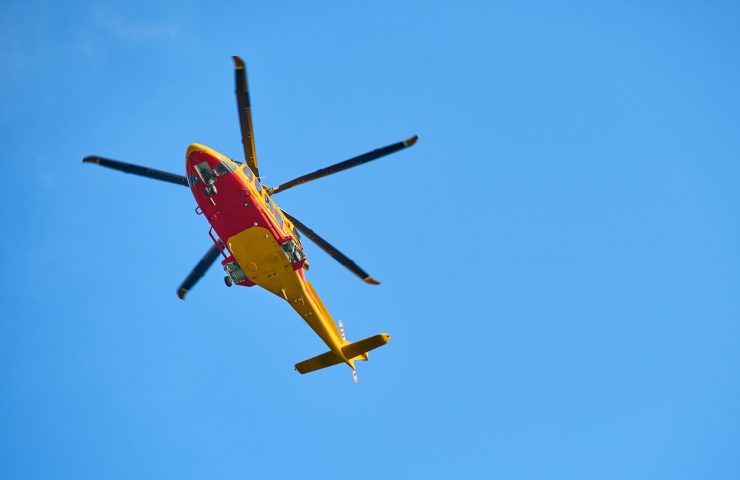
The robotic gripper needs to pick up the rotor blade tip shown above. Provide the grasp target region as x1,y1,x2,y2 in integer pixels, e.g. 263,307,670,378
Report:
82,156,99,164
177,288,188,300
232,56,245,69
363,276,381,285
403,135,419,147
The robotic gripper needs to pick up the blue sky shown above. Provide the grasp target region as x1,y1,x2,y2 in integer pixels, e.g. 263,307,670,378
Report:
1,1,739,478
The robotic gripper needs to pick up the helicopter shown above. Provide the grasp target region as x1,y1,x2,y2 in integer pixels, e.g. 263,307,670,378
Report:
83,56,417,381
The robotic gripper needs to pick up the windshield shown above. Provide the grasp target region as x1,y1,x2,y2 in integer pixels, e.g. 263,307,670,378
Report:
194,161,216,185
214,161,237,176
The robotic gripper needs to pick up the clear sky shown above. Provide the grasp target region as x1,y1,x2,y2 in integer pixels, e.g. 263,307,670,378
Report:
1,1,739,478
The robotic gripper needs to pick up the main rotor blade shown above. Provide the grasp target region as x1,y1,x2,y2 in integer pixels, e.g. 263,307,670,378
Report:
177,244,222,299
281,211,380,285
83,156,188,187
233,56,259,177
269,135,418,195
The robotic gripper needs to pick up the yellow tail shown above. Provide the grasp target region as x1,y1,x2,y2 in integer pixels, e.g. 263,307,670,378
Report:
294,333,390,374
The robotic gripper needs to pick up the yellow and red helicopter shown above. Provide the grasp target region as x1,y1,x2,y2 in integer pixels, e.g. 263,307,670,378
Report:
84,56,417,381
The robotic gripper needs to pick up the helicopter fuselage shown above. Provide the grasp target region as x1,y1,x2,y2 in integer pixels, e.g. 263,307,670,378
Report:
185,143,351,364
82,56,410,378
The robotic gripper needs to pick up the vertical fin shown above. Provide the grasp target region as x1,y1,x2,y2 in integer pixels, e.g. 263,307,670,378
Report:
338,319,348,344
340,320,358,383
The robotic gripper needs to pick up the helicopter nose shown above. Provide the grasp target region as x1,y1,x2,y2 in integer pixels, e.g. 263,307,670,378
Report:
186,143,210,165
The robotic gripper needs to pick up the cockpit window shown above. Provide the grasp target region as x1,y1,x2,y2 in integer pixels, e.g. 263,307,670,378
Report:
214,161,237,176
194,161,216,185
242,164,254,180
254,179,263,194
265,197,283,227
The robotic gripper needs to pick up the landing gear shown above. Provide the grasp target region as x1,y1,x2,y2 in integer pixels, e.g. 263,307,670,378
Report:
223,261,247,287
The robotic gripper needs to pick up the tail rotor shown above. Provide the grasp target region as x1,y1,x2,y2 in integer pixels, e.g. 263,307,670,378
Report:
338,320,358,384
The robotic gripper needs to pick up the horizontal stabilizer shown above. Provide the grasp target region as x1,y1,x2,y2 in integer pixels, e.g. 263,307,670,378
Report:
295,350,344,374
294,333,391,375
342,333,390,359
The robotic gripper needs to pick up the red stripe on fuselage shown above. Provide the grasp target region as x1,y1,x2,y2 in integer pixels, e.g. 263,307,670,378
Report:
187,149,290,249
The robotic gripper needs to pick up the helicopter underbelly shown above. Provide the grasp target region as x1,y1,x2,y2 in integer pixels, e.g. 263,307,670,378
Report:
227,226,345,352
227,226,297,297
